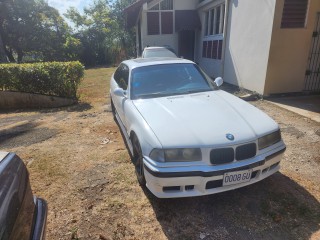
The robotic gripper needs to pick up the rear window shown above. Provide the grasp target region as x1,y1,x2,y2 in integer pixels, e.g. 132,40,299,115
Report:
143,49,177,58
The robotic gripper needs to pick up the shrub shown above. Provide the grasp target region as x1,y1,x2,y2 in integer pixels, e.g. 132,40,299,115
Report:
0,61,84,98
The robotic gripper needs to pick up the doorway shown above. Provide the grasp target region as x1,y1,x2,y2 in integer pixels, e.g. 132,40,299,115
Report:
178,30,195,61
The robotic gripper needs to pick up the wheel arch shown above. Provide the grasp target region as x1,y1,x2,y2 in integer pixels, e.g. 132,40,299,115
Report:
128,125,161,158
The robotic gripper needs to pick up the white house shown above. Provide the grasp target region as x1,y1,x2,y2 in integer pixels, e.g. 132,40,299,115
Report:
124,0,320,95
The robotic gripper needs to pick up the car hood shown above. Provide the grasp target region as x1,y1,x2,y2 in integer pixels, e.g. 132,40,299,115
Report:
132,90,278,148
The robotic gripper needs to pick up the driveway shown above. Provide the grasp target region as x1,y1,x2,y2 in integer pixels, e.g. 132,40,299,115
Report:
267,95,320,123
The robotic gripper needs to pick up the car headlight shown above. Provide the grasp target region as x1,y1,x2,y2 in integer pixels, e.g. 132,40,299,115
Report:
149,148,202,162
258,130,281,150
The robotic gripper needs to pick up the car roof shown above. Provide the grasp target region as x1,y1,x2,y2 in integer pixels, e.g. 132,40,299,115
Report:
144,47,170,50
122,58,194,69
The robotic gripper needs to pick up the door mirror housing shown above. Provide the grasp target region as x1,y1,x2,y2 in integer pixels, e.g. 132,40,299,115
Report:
214,77,223,87
113,88,127,97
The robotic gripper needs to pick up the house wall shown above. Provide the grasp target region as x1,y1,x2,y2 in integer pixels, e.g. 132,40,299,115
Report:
140,3,178,52
175,0,198,10
264,0,320,95
196,0,225,78
223,0,276,94
139,0,198,54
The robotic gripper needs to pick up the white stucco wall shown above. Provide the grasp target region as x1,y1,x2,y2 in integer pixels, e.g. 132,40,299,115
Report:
139,3,178,52
175,0,198,10
223,0,276,94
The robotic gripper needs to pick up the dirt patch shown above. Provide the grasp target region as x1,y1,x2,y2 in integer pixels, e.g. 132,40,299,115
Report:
1,68,319,240
281,126,305,138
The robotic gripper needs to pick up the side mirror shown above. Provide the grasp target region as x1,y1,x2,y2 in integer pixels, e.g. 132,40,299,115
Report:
214,77,223,87
113,88,127,97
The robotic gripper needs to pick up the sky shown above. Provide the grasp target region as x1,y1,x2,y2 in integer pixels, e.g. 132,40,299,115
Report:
48,0,92,15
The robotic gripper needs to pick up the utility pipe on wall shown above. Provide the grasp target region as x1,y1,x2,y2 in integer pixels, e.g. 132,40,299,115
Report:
221,0,230,78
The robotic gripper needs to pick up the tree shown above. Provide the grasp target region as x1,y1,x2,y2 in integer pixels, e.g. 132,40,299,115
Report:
65,0,113,66
109,0,136,61
65,0,136,66
0,1,8,62
0,0,73,63
0,31,7,63
63,36,83,61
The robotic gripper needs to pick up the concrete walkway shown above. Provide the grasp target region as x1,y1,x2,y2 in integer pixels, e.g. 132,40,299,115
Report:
220,83,320,123
266,95,320,123
221,83,320,123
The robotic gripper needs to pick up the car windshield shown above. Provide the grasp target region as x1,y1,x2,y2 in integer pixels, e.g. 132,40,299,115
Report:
143,49,177,58
130,63,215,99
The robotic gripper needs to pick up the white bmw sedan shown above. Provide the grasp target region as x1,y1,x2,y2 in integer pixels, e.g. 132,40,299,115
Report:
110,58,286,198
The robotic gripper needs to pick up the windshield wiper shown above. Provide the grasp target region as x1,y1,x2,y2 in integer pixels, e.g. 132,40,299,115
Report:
178,88,212,94
136,92,169,99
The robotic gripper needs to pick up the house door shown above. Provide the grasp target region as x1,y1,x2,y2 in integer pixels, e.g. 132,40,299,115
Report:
305,13,320,91
178,30,195,61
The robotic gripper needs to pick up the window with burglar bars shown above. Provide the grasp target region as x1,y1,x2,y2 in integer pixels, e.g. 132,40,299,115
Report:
202,3,225,60
147,0,174,35
204,4,225,37
202,40,223,60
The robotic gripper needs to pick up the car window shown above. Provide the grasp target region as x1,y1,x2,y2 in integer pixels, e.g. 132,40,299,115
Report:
114,64,129,90
131,63,215,99
144,49,177,58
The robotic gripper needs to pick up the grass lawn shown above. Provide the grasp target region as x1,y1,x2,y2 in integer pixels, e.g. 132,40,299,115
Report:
78,67,115,105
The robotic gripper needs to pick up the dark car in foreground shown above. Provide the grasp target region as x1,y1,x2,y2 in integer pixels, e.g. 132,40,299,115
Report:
0,151,47,240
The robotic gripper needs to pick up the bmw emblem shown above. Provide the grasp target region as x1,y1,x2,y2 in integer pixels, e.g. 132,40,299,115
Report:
226,134,235,141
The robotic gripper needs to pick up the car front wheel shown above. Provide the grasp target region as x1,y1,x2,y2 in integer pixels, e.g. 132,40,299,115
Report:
132,135,146,186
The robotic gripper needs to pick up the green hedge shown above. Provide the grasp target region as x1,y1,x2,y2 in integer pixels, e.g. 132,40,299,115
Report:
0,61,84,98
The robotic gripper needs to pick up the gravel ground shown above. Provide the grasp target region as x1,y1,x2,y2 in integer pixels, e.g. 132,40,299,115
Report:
0,69,319,240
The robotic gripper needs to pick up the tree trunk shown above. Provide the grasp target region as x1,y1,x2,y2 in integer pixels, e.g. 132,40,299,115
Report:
4,48,15,63
0,29,8,63
17,48,23,63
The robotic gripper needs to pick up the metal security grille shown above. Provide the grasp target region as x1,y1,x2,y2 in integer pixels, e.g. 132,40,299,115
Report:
305,13,320,92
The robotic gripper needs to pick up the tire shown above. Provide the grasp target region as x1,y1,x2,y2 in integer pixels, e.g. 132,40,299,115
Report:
110,99,116,120
131,135,146,186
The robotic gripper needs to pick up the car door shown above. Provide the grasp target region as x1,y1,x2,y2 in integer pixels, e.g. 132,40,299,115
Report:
112,63,129,126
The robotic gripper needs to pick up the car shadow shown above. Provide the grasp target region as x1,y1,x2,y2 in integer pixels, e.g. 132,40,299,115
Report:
0,120,58,149
0,122,37,146
142,173,320,240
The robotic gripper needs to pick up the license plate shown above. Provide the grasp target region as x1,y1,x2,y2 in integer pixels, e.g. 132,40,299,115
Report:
223,169,252,186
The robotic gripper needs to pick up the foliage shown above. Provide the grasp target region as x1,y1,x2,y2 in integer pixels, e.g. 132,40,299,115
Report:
63,36,83,61
107,0,137,63
65,0,113,66
0,61,84,98
65,0,136,66
0,0,77,63
0,0,136,65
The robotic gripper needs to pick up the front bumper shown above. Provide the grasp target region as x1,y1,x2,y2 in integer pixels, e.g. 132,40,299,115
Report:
143,145,286,198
